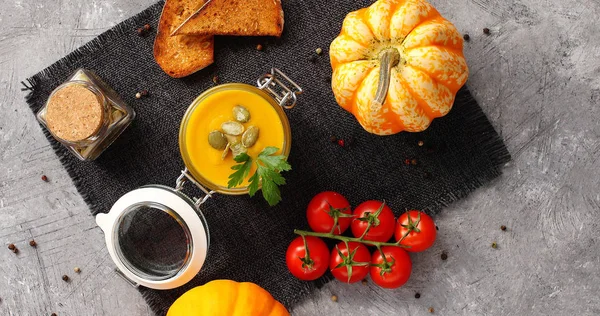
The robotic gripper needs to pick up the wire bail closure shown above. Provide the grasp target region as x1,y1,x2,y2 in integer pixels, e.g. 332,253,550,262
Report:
175,167,215,207
257,68,303,109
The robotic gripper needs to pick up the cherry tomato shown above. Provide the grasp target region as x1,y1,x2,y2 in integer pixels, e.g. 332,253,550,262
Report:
329,242,370,283
306,191,353,235
370,246,412,289
351,201,395,242
394,210,436,252
286,236,330,281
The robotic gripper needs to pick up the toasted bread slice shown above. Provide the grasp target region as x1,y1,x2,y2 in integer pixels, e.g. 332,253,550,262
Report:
173,0,284,37
154,0,214,78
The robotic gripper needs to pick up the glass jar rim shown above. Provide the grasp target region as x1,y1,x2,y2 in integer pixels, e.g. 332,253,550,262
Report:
179,83,292,195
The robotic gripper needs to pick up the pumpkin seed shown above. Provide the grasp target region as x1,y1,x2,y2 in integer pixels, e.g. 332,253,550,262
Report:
233,105,251,123
208,130,227,150
230,141,247,158
242,126,260,148
221,143,230,160
221,121,245,135
225,134,240,144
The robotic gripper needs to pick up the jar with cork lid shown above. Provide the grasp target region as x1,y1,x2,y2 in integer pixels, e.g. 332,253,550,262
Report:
36,69,135,161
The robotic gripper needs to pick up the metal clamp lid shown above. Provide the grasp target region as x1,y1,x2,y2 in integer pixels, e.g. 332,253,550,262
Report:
257,68,303,109
175,167,215,207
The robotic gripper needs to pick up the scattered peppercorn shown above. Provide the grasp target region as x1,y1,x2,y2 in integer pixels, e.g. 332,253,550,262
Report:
330,135,338,143
361,279,368,285
491,242,498,249
74,267,81,273
12,247,18,254
501,225,507,231
212,76,219,84
337,139,345,147
428,307,435,313
404,159,411,165
331,295,338,302
441,252,448,260
418,140,424,147
140,90,149,97
411,159,418,165
51,313,57,316
29,240,37,247
415,292,421,299
41,175,48,182
8,244,15,250
62,275,69,282
463,34,470,41
256,44,263,51
136,28,144,35
135,92,142,99
143,24,151,31
435,225,439,231
483,27,490,35
309,55,317,63
315,47,323,55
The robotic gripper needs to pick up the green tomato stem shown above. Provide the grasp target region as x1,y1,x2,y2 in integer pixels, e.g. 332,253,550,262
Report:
294,229,409,249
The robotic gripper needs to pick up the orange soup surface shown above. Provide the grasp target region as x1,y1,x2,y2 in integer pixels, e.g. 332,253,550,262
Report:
184,89,285,188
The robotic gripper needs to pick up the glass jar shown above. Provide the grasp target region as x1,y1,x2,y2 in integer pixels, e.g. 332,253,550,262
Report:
179,83,293,194
96,68,302,289
36,69,135,161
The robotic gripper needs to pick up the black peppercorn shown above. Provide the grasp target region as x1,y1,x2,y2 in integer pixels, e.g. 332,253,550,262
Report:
330,136,338,143
415,292,421,299
441,252,448,260
483,27,490,35
8,243,15,250
501,225,507,231
309,55,317,63
463,34,470,41
62,275,69,282
29,240,37,247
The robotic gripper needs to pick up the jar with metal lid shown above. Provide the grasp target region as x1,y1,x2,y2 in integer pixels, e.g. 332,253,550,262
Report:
36,69,135,161
96,68,302,289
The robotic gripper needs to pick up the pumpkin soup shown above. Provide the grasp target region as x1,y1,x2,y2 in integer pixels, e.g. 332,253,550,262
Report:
181,87,287,189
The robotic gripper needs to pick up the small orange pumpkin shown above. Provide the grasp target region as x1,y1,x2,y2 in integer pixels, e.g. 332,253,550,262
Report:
167,280,289,316
330,0,469,135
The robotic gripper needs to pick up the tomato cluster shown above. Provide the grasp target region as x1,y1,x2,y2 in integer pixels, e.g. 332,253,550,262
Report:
286,191,437,289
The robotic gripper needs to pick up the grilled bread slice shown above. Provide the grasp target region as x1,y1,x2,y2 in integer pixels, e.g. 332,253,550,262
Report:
173,0,284,37
154,0,214,78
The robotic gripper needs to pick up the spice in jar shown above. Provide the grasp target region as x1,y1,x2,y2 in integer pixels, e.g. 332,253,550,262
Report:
36,69,135,161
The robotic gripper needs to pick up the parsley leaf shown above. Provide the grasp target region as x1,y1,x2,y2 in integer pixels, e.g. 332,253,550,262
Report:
227,153,252,188
228,147,291,206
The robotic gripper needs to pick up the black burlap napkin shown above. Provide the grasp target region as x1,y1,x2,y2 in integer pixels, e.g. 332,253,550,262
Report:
24,1,510,314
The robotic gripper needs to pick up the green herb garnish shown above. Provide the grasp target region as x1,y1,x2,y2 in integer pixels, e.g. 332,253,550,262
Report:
227,146,291,206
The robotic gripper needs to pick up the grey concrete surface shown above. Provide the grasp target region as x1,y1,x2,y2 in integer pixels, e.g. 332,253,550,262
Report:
1,0,600,315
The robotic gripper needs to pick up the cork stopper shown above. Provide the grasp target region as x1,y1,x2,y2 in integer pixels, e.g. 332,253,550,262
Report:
46,84,104,142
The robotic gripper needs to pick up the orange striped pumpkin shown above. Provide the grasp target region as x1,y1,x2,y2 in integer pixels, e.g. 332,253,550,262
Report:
167,280,289,316
330,0,469,135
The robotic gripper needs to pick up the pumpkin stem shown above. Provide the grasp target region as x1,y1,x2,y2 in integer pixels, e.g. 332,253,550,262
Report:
373,48,401,108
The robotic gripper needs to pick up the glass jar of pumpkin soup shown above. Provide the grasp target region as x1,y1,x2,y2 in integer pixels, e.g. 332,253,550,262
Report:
95,68,302,290
179,80,293,193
